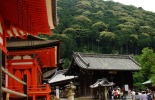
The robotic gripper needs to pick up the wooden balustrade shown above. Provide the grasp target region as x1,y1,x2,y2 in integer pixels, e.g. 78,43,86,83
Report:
2,87,27,97
1,67,26,85
1,66,28,100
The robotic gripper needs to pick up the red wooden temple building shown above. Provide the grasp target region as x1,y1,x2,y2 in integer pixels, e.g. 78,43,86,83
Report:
0,0,59,100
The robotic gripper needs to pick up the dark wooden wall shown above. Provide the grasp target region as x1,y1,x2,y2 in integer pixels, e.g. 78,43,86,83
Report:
77,70,134,97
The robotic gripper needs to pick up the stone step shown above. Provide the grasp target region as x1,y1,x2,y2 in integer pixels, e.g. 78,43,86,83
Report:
75,97,93,100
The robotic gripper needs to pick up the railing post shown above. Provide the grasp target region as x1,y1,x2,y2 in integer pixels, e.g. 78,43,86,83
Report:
3,92,10,100
24,74,28,100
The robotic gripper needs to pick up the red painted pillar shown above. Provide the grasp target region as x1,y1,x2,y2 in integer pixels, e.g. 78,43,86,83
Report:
33,60,37,86
47,94,50,100
8,67,14,89
33,95,36,100
32,64,36,90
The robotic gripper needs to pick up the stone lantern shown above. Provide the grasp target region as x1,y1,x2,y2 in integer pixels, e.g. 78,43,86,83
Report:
65,82,76,100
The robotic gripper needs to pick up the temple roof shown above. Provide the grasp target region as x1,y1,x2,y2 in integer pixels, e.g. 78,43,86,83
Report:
6,35,61,68
48,69,78,84
43,68,58,79
90,78,115,88
72,52,140,71
0,0,57,37
7,35,61,50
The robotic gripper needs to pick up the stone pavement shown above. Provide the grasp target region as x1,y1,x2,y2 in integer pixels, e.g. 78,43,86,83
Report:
60,98,68,100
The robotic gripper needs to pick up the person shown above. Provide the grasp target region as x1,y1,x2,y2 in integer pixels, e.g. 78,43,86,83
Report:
117,88,121,99
139,91,143,100
135,92,140,100
141,91,148,100
108,89,113,100
132,89,136,100
113,89,118,99
120,89,124,99
146,89,152,100
128,89,132,100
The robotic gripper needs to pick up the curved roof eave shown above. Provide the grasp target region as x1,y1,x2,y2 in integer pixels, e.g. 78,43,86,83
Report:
7,39,61,50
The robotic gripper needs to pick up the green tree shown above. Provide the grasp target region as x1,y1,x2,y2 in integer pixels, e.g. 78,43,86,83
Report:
62,58,71,69
76,1,91,9
133,72,147,90
133,48,155,89
92,22,108,32
55,0,155,54
137,33,151,49
48,34,77,59
139,26,155,36
74,15,92,23
99,31,115,40
93,11,104,18
140,48,155,79
99,31,116,53
134,48,155,86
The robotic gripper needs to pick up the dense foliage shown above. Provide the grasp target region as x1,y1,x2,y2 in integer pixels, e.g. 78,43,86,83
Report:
41,0,155,82
133,48,155,89
42,0,155,88
50,0,155,60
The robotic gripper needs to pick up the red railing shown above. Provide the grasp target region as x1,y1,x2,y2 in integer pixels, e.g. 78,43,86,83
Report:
8,84,51,94
29,84,51,93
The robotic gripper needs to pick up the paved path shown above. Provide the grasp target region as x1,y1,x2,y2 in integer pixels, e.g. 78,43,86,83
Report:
60,98,68,100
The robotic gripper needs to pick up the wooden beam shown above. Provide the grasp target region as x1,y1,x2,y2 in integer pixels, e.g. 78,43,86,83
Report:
2,87,27,97
1,67,26,85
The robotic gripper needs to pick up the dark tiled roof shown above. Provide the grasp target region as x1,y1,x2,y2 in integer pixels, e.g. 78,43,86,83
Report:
7,35,61,50
73,52,140,71
42,68,58,78
90,78,115,88
7,40,59,47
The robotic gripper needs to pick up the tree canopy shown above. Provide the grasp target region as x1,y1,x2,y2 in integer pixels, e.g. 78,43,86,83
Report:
133,48,155,89
51,0,155,58
46,0,155,72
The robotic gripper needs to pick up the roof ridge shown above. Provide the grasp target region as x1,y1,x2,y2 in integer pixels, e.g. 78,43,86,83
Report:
79,52,131,59
128,55,140,66
74,52,90,67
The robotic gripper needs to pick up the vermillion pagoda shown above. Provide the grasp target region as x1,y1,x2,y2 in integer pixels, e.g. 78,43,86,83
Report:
0,0,59,100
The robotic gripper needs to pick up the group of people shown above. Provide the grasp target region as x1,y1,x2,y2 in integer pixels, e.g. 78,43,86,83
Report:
108,88,154,100
108,88,123,99
128,89,154,100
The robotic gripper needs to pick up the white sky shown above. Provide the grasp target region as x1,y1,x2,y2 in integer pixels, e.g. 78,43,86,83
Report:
113,0,155,13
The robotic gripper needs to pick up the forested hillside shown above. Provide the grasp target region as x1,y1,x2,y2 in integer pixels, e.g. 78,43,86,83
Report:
45,0,155,62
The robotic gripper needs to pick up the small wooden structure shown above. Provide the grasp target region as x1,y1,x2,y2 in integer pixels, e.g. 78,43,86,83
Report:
49,69,78,98
6,37,61,100
90,78,114,100
65,52,140,97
